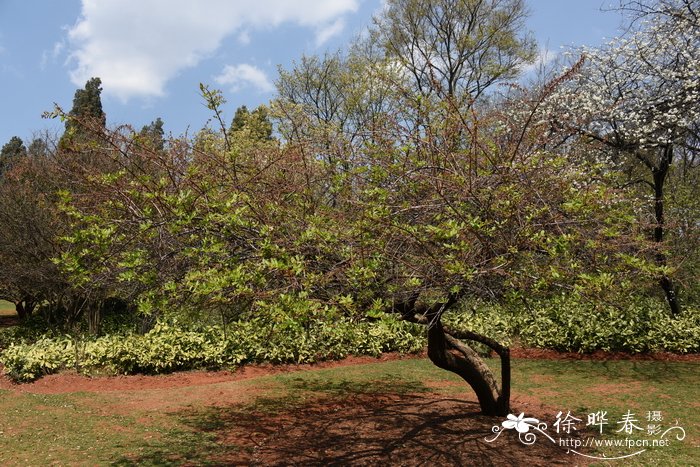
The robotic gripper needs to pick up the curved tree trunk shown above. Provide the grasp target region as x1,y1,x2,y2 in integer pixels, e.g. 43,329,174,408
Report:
427,318,509,416
392,294,511,416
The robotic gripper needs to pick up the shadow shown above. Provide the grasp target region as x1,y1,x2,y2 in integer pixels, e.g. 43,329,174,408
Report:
115,389,579,466
284,375,431,396
0,314,19,328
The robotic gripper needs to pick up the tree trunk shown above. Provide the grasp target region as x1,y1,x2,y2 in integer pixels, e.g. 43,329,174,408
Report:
653,145,680,316
15,301,27,321
427,319,509,416
88,300,102,335
14,297,36,321
392,294,511,416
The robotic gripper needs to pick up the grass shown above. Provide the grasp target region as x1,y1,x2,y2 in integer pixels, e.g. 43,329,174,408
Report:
0,358,697,465
509,359,699,466
0,300,15,316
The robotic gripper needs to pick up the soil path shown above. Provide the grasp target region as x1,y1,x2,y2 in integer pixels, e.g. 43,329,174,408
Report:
1,349,697,395
0,353,418,394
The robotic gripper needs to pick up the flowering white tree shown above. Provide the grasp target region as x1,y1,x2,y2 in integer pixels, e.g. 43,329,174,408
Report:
545,0,700,315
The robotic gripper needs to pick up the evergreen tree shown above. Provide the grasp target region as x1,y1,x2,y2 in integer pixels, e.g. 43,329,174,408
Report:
228,105,273,142
60,77,106,149
0,136,27,175
230,106,250,133
139,117,165,151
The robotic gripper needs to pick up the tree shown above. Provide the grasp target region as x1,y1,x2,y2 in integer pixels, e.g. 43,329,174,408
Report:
52,94,286,333
0,136,27,176
544,0,700,315
305,89,642,415
372,0,536,103
52,73,644,416
229,105,273,142
0,146,70,321
274,44,644,415
138,117,166,151
230,105,250,133
68,77,106,129
270,0,647,416
27,137,50,158
60,77,106,150
275,51,360,168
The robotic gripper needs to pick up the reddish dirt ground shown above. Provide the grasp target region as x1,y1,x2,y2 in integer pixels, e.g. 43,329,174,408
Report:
0,352,599,465
0,353,420,394
0,349,697,395
509,346,700,362
203,391,590,466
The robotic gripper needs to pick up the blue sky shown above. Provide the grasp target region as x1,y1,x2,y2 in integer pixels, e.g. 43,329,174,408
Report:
0,0,625,146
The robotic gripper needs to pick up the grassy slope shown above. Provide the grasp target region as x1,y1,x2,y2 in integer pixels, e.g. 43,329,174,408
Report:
0,358,697,466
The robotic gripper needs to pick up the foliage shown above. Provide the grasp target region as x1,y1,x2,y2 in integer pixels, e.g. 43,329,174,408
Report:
445,295,700,355
4,293,698,383
0,314,425,382
229,105,273,142
61,77,106,149
0,147,71,320
0,136,27,176
541,0,700,314
137,117,166,151
515,296,700,354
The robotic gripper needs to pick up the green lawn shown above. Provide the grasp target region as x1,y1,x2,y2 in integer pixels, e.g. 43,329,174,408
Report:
0,358,697,465
0,300,15,316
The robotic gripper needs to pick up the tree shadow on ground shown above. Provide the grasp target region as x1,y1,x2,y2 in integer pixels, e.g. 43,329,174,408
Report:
0,314,19,328
114,378,582,466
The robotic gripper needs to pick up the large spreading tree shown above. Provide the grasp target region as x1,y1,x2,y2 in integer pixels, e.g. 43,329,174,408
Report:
268,0,643,415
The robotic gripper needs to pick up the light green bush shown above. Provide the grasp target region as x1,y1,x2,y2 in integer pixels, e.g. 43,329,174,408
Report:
2,296,697,383
515,296,700,353
0,316,425,382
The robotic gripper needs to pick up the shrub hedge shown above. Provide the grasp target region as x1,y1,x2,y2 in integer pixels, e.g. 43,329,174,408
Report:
0,316,425,382
2,296,698,382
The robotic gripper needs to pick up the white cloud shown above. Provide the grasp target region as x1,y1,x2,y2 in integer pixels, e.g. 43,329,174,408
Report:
214,63,274,93
66,0,359,101
40,41,66,70
315,18,345,47
238,30,251,46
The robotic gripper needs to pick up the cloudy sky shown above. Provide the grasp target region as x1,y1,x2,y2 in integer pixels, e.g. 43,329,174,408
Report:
0,0,624,146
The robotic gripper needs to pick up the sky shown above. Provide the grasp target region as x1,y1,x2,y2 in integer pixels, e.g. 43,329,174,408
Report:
0,0,626,147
